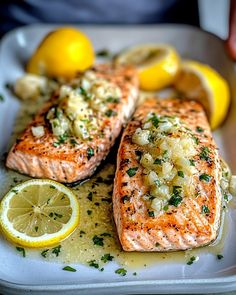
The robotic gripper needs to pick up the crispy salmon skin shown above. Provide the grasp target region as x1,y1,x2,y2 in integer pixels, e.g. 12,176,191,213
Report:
113,98,222,251
6,64,139,183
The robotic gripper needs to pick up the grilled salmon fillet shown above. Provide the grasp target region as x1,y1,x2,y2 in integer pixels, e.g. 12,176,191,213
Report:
6,64,139,183
113,98,223,251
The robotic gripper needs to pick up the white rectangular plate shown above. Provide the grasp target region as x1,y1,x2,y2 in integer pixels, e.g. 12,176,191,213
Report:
0,24,236,295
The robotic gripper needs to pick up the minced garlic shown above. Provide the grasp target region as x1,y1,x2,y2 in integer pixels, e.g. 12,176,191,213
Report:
132,113,198,215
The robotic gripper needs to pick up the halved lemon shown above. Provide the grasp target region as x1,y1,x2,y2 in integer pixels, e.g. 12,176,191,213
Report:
174,60,230,130
0,179,79,248
27,27,95,79
115,44,180,91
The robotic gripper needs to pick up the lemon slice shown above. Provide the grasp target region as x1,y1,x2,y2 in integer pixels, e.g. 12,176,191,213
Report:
27,27,95,79
174,60,230,130
115,44,180,91
0,179,79,248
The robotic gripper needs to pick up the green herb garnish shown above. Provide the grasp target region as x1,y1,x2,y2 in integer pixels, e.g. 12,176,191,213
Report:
199,146,211,162
92,235,104,246
62,266,76,272
201,205,210,214
88,260,99,268
106,97,120,103
154,158,162,165
199,173,211,182
101,253,114,263
96,49,111,57
189,159,195,166
115,268,127,276
168,186,183,207
87,147,94,160
217,254,224,260
196,126,204,133
0,94,4,102
187,256,197,265
16,247,26,257
126,167,138,177
105,109,117,117
41,249,49,258
177,171,184,178
148,210,155,217
52,245,61,257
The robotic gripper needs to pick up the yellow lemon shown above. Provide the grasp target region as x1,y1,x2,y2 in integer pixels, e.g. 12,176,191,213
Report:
0,179,79,248
115,44,180,91
27,27,95,79
174,60,230,130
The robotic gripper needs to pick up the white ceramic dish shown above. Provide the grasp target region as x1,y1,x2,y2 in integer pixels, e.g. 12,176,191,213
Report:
0,24,236,295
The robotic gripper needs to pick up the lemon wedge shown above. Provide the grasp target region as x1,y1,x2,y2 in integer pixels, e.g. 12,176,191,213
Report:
115,44,180,91
27,27,95,79
174,60,230,130
0,179,79,248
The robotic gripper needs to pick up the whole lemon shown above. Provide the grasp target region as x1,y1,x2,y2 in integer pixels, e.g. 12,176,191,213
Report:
27,27,95,79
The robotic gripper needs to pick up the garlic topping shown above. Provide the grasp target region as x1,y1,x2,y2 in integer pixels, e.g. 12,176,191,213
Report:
132,113,198,215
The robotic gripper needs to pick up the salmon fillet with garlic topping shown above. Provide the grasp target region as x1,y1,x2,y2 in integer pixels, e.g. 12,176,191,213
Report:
6,64,139,183
113,98,222,251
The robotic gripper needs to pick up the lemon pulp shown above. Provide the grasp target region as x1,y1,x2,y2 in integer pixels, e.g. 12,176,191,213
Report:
174,60,230,130
0,179,79,248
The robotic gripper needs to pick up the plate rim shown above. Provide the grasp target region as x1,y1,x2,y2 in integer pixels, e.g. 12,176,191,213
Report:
0,23,236,293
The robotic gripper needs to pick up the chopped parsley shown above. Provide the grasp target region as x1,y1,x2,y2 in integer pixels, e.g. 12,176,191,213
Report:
41,249,49,258
201,205,210,214
88,260,99,268
155,242,160,247
53,133,68,147
101,253,114,263
70,139,78,146
79,86,90,100
217,254,224,260
105,109,117,117
115,268,127,276
177,171,184,178
62,266,77,272
52,245,61,257
92,235,104,246
223,193,229,202
199,173,211,182
154,158,162,165
35,226,39,232
16,247,26,257
148,210,155,217
106,97,120,103
133,272,137,276
196,126,204,133
168,186,183,207
189,159,195,166
126,167,138,177
150,113,160,128
192,136,199,144
163,204,169,211
87,147,94,160
187,256,197,265
96,49,111,57
199,146,211,162
0,94,4,102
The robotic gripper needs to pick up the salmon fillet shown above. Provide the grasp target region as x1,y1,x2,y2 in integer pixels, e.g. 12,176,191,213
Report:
113,98,222,251
6,64,139,183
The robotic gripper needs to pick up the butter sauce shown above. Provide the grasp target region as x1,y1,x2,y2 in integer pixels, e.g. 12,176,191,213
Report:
0,95,229,270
